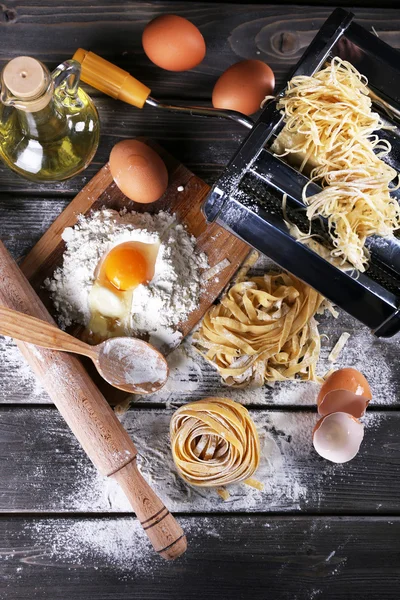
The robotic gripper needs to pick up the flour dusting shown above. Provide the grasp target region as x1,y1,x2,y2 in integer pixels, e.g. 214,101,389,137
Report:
45,209,208,349
22,516,219,575
142,311,399,408
120,409,310,511
101,337,167,387
0,338,46,402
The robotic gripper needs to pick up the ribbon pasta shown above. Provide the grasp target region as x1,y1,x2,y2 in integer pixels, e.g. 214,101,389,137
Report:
272,57,400,271
193,273,325,387
170,397,262,499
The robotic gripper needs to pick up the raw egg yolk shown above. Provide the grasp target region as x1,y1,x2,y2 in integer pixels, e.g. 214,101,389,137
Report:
104,244,149,291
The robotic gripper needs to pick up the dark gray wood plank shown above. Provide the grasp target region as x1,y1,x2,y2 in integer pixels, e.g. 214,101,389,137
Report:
1,212,398,408
0,3,399,193
0,100,243,193
0,197,69,260
1,2,399,95
2,515,400,600
0,406,398,514
1,308,399,407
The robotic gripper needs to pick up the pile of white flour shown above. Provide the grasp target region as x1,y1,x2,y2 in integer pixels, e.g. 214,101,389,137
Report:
45,209,208,349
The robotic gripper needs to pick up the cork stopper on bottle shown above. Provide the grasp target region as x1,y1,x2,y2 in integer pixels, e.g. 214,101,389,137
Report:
2,56,51,111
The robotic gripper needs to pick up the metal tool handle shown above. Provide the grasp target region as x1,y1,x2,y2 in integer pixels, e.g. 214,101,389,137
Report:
145,96,253,129
73,48,254,128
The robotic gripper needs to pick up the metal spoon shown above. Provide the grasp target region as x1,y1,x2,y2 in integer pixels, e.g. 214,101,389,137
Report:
0,306,169,394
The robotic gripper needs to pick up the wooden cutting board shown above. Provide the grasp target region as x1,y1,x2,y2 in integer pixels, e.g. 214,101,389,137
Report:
19,141,250,402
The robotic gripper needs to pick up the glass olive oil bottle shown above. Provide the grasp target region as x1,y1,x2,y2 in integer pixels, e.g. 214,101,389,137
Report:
0,56,99,182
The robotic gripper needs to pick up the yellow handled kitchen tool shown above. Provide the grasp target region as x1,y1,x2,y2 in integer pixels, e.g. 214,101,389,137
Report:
73,48,151,108
73,48,254,128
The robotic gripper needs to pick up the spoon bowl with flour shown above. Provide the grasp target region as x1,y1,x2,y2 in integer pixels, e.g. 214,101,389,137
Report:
0,306,169,394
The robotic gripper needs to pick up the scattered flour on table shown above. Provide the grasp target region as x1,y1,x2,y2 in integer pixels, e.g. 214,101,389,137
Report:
142,314,400,408
0,338,45,401
322,325,399,405
20,409,389,571
143,334,206,407
51,410,311,514
44,209,208,349
23,516,219,575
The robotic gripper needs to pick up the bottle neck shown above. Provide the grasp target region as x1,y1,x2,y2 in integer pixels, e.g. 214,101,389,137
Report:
0,58,67,141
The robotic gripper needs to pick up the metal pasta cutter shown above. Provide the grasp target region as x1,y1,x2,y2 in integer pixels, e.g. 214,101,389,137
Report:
74,7,400,336
203,8,400,337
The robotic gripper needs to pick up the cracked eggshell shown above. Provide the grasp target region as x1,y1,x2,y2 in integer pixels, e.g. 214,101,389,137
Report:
313,412,364,464
317,368,371,419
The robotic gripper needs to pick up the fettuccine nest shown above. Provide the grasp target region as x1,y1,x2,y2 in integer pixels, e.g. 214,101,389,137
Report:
193,273,326,387
170,397,262,499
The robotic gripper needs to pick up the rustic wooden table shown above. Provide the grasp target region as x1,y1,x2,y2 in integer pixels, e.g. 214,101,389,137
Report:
1,2,400,599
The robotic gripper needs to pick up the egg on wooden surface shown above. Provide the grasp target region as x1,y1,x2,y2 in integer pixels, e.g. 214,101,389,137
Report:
317,368,371,419
212,60,275,116
88,240,159,340
142,14,206,72
313,412,364,464
109,140,168,204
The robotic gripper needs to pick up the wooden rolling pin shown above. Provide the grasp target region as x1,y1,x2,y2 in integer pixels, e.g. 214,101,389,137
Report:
0,240,187,560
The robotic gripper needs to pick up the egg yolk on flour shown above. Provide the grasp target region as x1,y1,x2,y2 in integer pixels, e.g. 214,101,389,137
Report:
86,241,159,342
104,243,150,290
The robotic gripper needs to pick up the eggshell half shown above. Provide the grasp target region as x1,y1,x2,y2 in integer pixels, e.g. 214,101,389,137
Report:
313,412,364,464
318,368,371,419
109,140,168,204
142,15,206,72
212,60,275,116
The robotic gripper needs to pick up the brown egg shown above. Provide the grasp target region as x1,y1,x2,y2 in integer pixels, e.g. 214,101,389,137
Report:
142,14,206,72
317,367,372,419
109,140,168,204
212,59,275,116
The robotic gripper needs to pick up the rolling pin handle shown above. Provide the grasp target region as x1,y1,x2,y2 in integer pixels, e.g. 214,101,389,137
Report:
112,458,187,560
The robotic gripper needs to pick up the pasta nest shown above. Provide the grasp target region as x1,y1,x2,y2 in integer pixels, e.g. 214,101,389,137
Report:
193,273,325,387
170,397,262,498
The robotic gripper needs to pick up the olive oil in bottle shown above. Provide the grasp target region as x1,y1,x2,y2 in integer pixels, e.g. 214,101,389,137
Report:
0,56,99,182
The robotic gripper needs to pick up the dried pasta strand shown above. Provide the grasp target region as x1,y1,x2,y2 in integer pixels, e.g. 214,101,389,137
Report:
243,477,264,491
170,397,262,500
193,272,325,387
217,487,230,501
272,57,400,272
328,331,351,362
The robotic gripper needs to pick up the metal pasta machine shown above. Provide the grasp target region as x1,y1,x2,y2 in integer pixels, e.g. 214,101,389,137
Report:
203,8,400,337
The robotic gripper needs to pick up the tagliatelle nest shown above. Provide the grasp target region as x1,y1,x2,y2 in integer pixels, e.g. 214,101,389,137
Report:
193,272,327,387
170,397,263,500
272,57,400,272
